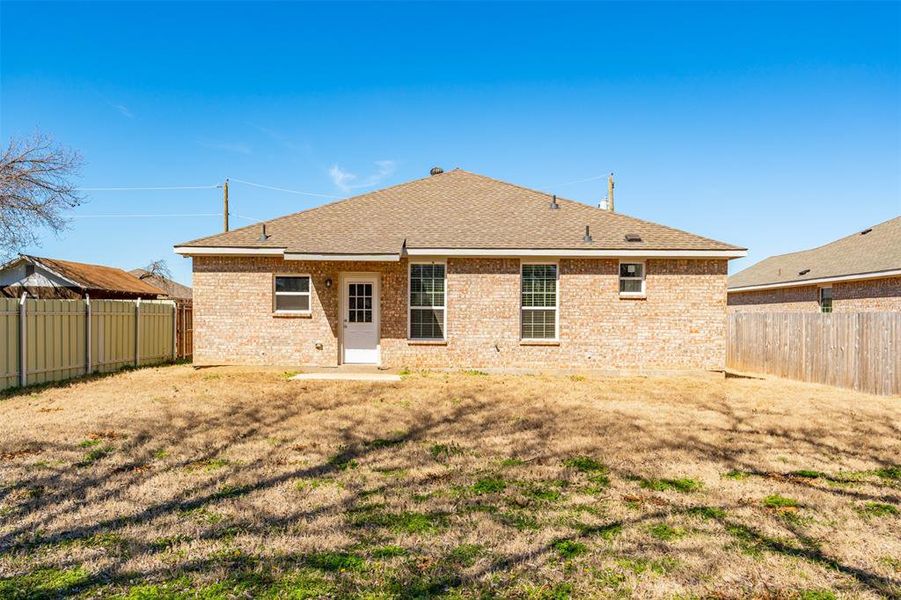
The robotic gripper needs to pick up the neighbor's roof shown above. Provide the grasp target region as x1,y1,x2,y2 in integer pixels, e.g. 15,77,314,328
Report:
15,255,164,296
129,269,192,300
728,216,901,291
176,169,743,257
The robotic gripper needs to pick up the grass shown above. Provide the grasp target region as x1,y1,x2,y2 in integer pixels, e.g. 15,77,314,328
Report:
687,505,726,520
552,539,587,559
471,475,507,495
856,502,898,517
639,477,703,493
0,364,898,598
77,444,114,466
429,442,463,460
0,567,91,598
762,494,800,509
647,523,687,541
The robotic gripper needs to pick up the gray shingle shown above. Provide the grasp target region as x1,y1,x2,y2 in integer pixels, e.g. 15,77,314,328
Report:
178,169,742,253
728,217,901,289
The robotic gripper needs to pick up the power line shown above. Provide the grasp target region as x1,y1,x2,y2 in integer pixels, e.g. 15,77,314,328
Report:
229,178,340,199
232,214,263,223
77,185,219,191
549,173,610,187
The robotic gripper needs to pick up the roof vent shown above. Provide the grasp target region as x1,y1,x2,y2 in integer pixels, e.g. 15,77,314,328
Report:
799,268,810,276
625,233,642,242
860,228,872,235
550,194,559,210
430,166,444,176
583,225,593,243
258,223,269,241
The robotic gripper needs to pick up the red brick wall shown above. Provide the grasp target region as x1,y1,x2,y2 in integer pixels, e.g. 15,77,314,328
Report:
193,256,728,371
727,276,901,313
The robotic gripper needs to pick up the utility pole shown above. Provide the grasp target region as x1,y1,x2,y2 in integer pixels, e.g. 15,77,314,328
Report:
223,178,229,232
607,173,615,213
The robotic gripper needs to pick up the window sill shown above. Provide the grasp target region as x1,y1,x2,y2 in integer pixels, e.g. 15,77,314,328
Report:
520,340,560,346
407,339,447,346
619,293,647,300
273,311,312,318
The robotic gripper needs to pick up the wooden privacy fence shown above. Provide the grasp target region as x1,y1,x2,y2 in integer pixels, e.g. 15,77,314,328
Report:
0,297,184,391
176,301,193,360
727,312,899,396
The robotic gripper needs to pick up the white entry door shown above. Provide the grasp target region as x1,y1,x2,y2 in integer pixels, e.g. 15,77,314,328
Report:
342,276,379,364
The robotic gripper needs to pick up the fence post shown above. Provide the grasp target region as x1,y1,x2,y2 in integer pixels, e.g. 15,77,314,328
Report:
18,292,27,387
135,298,141,367
85,294,92,375
171,302,177,361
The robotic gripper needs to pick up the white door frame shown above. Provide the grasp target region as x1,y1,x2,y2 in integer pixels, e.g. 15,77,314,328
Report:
338,272,381,365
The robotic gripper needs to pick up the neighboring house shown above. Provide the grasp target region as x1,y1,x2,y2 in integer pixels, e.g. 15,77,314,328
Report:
174,169,746,371
0,255,165,300
728,216,900,313
129,269,193,302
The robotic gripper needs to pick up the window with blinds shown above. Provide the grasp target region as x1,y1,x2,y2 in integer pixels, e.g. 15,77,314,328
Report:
409,263,446,340
521,263,558,340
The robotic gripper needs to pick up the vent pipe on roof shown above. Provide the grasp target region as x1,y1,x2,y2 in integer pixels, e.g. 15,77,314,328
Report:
258,223,269,241
550,194,559,210
583,225,593,243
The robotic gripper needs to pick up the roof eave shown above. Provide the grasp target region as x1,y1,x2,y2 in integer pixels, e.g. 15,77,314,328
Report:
405,247,747,258
728,268,901,292
175,245,745,259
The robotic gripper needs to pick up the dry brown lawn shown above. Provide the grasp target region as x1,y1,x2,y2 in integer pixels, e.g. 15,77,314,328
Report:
0,365,899,599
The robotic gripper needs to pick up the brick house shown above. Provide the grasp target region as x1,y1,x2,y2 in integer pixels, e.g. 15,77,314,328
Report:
728,216,900,313
175,169,746,371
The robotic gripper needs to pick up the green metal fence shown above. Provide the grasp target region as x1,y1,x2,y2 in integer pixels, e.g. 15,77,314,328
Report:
0,297,177,391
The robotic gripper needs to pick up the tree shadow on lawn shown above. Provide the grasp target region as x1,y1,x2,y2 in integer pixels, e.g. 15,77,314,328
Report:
0,373,898,597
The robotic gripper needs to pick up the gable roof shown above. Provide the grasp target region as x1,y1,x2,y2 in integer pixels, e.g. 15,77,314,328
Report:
728,216,901,291
175,169,744,258
129,269,192,300
9,255,165,296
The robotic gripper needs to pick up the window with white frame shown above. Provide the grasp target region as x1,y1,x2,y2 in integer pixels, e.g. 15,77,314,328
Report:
521,263,558,340
274,275,311,313
818,286,833,313
409,263,446,339
619,262,645,295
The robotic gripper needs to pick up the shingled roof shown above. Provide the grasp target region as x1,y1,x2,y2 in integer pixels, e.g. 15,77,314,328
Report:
176,169,743,257
18,256,165,296
129,269,193,300
728,216,901,291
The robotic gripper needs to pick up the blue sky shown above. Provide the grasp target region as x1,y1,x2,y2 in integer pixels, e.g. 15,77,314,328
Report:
2,1,899,285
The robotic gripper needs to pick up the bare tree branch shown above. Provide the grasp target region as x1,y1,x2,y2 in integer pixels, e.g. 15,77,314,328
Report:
139,259,172,280
0,133,84,258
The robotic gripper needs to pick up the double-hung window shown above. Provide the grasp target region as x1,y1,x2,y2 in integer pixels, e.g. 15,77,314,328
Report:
274,275,311,314
619,262,645,296
818,286,833,313
409,263,446,340
521,263,558,340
